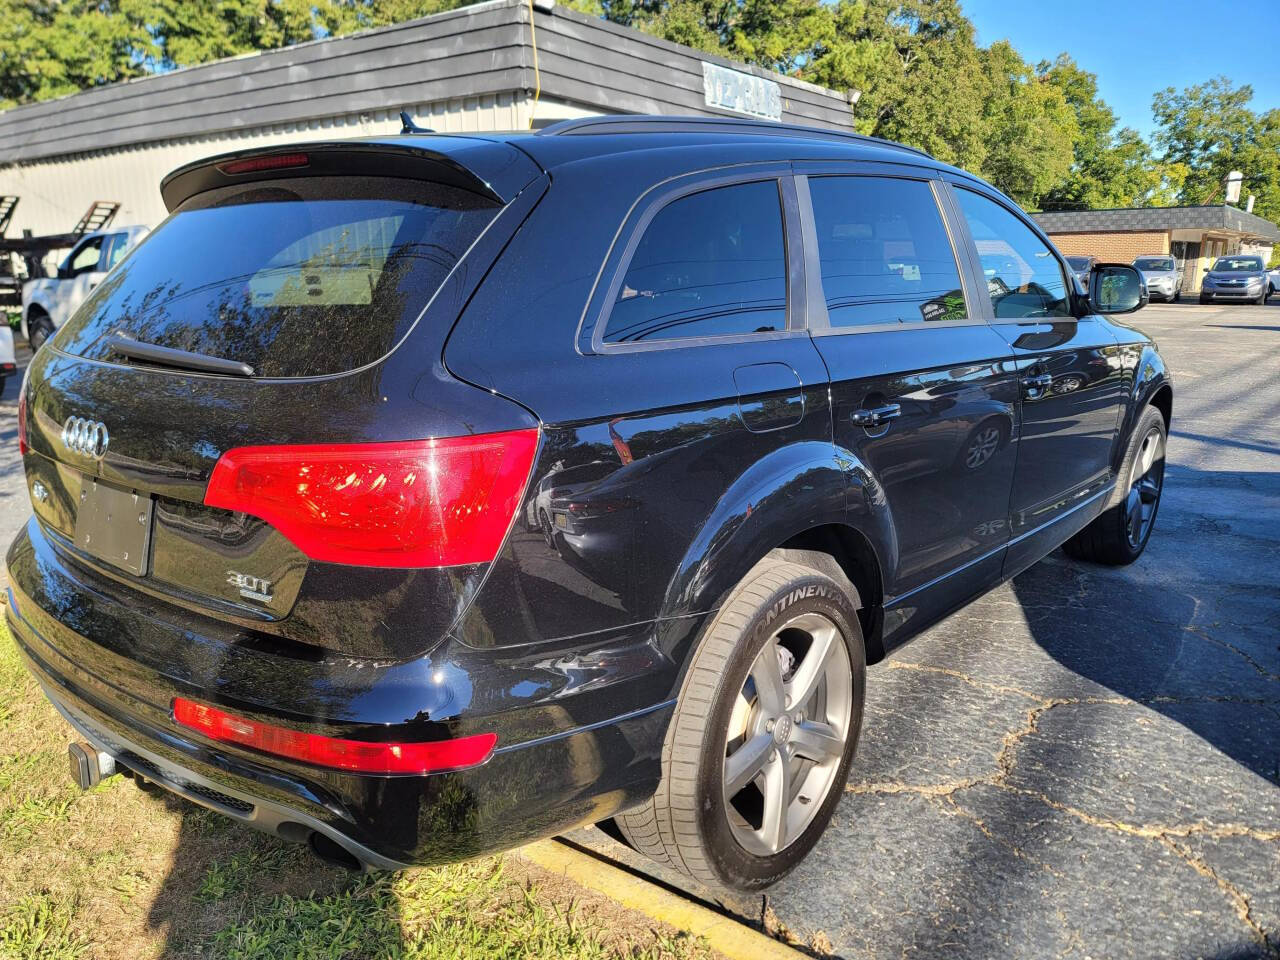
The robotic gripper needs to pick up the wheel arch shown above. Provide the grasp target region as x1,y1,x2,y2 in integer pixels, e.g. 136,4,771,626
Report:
659,440,892,665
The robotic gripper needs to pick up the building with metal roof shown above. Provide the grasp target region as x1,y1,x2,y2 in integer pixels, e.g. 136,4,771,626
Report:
0,0,856,238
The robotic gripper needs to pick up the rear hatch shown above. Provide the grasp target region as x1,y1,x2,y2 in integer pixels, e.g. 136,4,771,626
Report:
17,140,544,660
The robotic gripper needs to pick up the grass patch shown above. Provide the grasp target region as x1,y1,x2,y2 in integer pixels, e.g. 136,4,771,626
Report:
0,893,89,960
0,621,716,959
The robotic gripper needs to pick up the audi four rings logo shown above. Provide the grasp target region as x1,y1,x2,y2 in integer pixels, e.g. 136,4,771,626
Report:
61,417,110,459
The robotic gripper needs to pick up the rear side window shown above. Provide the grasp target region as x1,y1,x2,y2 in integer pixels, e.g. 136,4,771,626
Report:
808,176,967,328
602,180,787,344
57,177,499,378
954,188,1072,319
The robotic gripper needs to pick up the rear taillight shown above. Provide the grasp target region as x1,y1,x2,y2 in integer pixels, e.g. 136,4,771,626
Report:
16,385,27,456
172,698,496,774
204,429,538,568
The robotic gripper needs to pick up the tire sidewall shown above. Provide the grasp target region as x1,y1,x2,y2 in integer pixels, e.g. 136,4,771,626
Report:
694,572,865,888
1110,406,1167,560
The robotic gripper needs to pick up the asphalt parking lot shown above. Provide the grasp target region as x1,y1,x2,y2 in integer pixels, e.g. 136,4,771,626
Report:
1,301,1277,958
576,300,1280,959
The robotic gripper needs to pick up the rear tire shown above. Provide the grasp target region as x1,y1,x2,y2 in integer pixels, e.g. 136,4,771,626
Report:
616,554,865,890
1063,405,1166,566
28,311,54,351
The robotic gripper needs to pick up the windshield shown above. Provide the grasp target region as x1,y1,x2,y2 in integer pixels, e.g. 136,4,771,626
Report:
56,177,500,378
1212,256,1263,273
1134,258,1175,271
1065,256,1091,269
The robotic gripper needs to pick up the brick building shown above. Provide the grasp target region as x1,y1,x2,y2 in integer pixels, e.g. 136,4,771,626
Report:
1032,205,1280,295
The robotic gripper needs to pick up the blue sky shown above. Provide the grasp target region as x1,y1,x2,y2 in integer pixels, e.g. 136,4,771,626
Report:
960,0,1280,138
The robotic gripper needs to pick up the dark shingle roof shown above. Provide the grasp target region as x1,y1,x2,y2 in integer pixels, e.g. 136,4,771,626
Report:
1032,205,1280,242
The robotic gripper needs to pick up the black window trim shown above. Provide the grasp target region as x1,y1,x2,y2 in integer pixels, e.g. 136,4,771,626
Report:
939,176,1087,320
578,163,808,356
791,162,986,337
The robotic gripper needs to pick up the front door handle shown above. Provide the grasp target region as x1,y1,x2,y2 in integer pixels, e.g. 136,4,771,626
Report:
1021,373,1053,393
851,403,902,427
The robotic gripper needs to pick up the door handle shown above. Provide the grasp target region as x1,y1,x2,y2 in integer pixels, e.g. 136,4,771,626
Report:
851,403,902,427
1020,373,1052,393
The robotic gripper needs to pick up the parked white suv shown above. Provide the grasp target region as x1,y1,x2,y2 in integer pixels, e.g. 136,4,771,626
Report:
21,225,148,350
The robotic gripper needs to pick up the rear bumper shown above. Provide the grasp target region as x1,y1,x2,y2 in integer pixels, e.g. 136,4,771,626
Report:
37,667,410,870
5,518,675,867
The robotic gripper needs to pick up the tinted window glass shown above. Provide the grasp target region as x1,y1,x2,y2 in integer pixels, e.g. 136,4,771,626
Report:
1065,256,1092,269
955,188,1072,319
809,176,967,328
603,180,786,343
1134,257,1174,271
58,177,499,378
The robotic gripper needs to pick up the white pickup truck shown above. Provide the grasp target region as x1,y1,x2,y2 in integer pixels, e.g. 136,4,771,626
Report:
21,225,148,350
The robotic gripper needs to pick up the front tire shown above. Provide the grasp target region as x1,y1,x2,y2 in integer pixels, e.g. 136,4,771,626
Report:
1063,405,1166,565
616,554,865,890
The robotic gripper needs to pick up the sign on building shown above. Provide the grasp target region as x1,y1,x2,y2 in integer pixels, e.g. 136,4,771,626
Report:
701,62,782,122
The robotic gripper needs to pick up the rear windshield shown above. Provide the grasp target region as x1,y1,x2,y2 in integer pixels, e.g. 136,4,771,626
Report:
1212,256,1263,272
57,177,500,378
1134,257,1174,271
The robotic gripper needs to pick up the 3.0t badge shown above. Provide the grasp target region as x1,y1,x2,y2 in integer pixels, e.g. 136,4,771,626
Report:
227,571,273,603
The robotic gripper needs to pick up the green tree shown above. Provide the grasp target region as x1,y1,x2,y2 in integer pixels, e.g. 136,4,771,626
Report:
976,41,1075,208
1036,55,1184,210
1152,76,1280,221
0,0,160,106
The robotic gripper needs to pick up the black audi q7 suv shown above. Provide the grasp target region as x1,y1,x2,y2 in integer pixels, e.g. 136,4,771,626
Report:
7,116,1171,891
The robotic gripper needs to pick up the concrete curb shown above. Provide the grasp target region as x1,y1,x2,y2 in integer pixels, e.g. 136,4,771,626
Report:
517,838,804,960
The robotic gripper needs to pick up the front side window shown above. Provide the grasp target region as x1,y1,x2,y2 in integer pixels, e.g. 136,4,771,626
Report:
602,180,787,344
809,176,967,328
954,188,1072,319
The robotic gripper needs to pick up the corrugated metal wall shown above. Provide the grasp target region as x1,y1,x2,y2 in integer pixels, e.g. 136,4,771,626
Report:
0,0,853,238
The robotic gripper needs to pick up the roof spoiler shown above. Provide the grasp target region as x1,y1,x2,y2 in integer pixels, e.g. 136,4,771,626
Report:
160,140,538,211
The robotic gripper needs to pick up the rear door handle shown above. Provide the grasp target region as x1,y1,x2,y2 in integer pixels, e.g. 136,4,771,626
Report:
1021,373,1052,392
851,403,902,427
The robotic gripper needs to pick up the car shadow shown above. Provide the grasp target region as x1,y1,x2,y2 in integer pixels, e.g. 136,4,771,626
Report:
1008,461,1280,782
145,792,409,956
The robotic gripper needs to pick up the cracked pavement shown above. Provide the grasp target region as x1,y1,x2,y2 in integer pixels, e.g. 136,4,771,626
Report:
572,302,1280,958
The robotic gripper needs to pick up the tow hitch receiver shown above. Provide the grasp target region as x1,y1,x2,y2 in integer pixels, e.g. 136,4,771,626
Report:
67,742,115,790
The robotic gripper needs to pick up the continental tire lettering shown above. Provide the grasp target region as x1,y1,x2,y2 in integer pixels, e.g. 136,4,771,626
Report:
763,583,831,625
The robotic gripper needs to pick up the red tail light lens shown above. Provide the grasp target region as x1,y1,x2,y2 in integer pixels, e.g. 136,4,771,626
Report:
216,152,310,175
204,429,538,568
173,698,496,774
17,387,27,456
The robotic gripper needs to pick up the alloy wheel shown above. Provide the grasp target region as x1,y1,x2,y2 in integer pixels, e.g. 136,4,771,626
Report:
1125,425,1164,548
722,612,852,857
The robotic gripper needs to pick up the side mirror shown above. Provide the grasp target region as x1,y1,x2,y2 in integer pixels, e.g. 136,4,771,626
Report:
1090,264,1147,315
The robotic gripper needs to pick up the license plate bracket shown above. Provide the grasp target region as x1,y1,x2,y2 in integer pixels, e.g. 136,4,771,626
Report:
73,477,153,576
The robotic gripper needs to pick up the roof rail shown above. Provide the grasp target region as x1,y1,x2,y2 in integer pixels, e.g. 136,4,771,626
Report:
536,114,932,159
